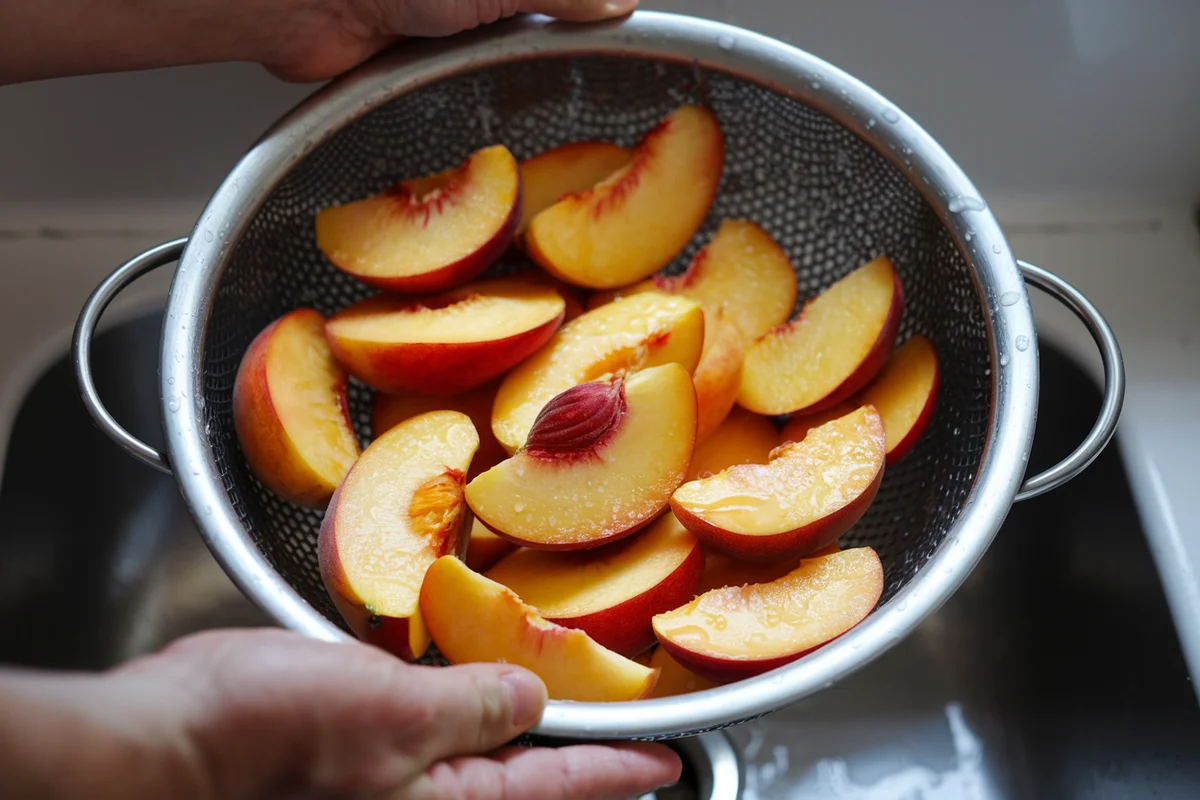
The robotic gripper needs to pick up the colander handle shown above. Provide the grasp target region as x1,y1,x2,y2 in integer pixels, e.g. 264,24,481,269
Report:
1014,260,1125,502
73,239,187,475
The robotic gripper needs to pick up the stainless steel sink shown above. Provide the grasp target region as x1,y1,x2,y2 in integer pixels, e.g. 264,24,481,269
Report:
2,310,1198,799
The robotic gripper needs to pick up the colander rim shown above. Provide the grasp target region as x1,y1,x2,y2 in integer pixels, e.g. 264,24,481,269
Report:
159,10,1039,740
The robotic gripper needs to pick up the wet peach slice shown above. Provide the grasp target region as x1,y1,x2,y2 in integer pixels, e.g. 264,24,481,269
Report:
585,219,798,344
327,277,564,396
517,141,633,235
469,364,697,550
486,511,703,658
526,105,724,289
647,646,721,698
692,308,747,444
318,410,478,661
671,406,886,561
779,402,858,447
738,256,903,416
491,292,704,454
315,144,520,293
652,547,884,682
420,555,660,702
686,407,778,483
857,335,940,464
697,543,839,595
372,379,506,481
232,308,360,508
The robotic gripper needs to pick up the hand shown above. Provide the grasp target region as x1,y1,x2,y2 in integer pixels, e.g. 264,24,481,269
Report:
0,0,640,85
0,628,680,799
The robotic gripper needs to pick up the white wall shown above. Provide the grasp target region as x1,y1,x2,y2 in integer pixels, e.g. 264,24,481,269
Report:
1,0,1198,206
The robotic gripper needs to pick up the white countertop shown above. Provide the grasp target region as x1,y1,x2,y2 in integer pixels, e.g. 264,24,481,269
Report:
1,192,1197,692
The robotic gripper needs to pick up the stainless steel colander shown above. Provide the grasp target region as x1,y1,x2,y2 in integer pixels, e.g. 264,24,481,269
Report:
73,11,1123,740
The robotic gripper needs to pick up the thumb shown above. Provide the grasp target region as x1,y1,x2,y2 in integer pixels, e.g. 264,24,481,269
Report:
519,0,640,22
407,663,549,765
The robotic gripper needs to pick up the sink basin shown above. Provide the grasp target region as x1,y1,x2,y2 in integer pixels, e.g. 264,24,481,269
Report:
2,310,1198,798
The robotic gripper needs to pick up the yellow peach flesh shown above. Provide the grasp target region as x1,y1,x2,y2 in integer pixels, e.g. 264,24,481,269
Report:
491,292,704,454
419,555,659,702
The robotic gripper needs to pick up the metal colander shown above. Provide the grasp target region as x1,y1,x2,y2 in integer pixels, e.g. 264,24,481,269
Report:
74,12,1123,741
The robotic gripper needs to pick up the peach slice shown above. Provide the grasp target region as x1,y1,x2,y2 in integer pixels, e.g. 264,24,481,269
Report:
697,543,839,595
525,105,724,289
372,380,506,481
738,256,903,416
652,547,884,682
648,647,721,697
692,308,746,444
486,511,703,658
315,144,520,293
779,402,857,447
686,407,778,482
318,411,478,661
233,308,360,508
509,268,589,323
464,516,516,573
857,335,940,464
419,555,660,702
517,141,634,235
469,364,697,550
671,406,886,561
492,292,704,454
584,279,656,312
326,277,565,395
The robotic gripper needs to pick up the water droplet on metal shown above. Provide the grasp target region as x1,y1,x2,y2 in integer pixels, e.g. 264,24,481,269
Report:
1016,335,1030,351
716,34,735,51
866,118,877,128
964,229,973,241
948,196,987,213
167,377,175,385
810,80,821,90
999,354,1010,367
203,230,213,242
992,243,1002,254
167,397,181,413
882,107,901,124
1000,290,1020,307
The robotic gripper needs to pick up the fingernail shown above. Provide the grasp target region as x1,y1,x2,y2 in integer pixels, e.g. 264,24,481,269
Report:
501,669,548,728
604,0,639,14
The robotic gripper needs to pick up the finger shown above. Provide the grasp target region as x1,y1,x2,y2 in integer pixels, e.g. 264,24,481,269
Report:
519,0,640,22
412,742,682,800
404,663,548,766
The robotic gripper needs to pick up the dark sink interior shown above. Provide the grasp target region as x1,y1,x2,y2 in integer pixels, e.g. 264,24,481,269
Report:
1,311,1198,799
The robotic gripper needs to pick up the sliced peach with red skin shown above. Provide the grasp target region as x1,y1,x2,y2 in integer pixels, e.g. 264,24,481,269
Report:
492,292,704,454
326,277,564,396
671,406,886,561
779,402,857,447
686,407,778,483
233,308,360,508
469,363,697,550
857,335,940,464
648,646,721,697
525,105,724,289
692,308,746,444
517,141,634,235
318,410,478,661
486,511,703,658
738,256,903,416
586,219,797,342
372,380,506,481
315,144,521,293
697,543,839,595
652,547,884,682
419,555,660,702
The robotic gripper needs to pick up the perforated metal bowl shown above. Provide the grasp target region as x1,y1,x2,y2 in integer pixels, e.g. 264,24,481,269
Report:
73,12,1123,740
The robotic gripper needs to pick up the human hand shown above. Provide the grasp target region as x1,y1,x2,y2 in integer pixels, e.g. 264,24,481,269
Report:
0,0,640,85
0,628,679,799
